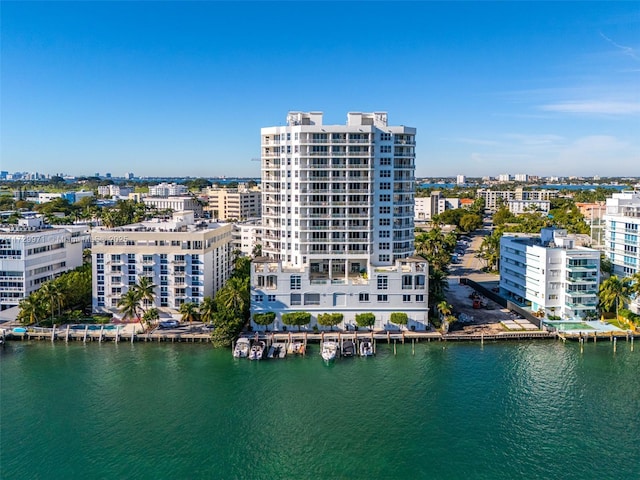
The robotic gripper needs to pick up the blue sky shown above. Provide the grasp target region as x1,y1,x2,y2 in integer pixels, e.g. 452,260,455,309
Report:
2,1,639,178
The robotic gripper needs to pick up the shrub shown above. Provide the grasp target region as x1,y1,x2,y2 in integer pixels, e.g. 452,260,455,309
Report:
282,311,311,331
390,312,408,326
253,312,276,326
317,313,343,330
355,312,375,329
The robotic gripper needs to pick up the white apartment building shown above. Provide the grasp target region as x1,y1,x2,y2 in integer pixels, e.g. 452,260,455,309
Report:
232,220,263,257
252,111,428,331
478,187,559,212
0,219,85,310
148,182,188,197
415,191,461,221
98,185,133,198
205,185,261,221
143,196,204,217
506,199,551,215
604,190,640,278
91,211,233,315
456,175,466,185
514,174,529,182
500,228,600,319
498,174,512,183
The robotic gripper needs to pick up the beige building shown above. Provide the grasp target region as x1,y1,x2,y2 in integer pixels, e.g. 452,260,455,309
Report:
143,196,204,217
205,185,261,221
91,211,233,315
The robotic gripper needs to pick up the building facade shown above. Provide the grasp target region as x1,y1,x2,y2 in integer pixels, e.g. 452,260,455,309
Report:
143,196,204,217
205,185,261,221
477,187,559,212
251,111,428,331
604,191,640,279
0,219,85,310
415,192,461,221
148,182,188,197
500,228,600,319
91,211,233,316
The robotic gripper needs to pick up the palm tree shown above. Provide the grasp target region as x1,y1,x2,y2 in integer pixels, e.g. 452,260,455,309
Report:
429,268,449,306
18,296,46,325
40,281,65,322
215,277,249,317
118,289,142,322
199,297,216,325
478,230,502,271
142,308,160,328
437,301,453,318
599,276,631,321
134,276,157,314
179,302,200,325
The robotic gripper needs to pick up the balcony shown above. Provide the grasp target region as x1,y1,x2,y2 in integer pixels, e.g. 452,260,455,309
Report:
565,302,598,310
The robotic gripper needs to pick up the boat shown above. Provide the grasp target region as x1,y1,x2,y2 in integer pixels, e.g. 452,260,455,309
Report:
287,341,306,355
249,340,266,360
268,342,287,359
321,341,338,362
342,340,355,357
359,339,374,357
233,337,251,358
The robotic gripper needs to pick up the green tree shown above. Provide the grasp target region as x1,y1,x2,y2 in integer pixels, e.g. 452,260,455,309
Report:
143,308,160,327
179,302,200,325
199,296,216,324
118,289,142,322
355,312,376,330
390,312,408,329
134,276,157,314
429,268,449,307
253,312,276,330
599,276,631,321
458,213,482,233
282,311,311,331
215,276,249,319
317,313,343,331
40,281,65,321
437,301,453,318
478,230,502,271
17,295,47,325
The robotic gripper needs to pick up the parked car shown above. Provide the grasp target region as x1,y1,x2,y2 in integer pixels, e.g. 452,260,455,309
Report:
159,320,179,329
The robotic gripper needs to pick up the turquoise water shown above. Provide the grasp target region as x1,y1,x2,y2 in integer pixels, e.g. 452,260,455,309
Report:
546,322,595,331
1,340,639,479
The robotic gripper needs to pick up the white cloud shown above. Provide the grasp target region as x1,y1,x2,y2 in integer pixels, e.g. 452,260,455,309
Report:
540,101,640,115
599,32,640,62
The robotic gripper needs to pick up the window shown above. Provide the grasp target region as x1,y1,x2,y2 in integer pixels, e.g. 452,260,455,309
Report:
380,230,390,238
304,293,320,305
377,276,388,290
415,295,424,302
379,206,391,215
379,254,390,263
290,275,301,290
254,294,264,302
380,157,391,165
359,293,370,302
403,294,411,302
377,294,388,302
380,182,391,190
290,293,301,305
380,242,390,250
379,218,390,226
268,294,276,302
379,194,391,202
380,133,391,141
380,170,391,178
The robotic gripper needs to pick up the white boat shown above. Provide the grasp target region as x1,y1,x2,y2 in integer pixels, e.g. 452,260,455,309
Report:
249,340,266,360
233,338,250,358
268,342,287,359
321,341,338,362
287,341,306,355
359,339,374,357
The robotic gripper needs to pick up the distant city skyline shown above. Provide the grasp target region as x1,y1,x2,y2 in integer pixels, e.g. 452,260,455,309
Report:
2,2,639,177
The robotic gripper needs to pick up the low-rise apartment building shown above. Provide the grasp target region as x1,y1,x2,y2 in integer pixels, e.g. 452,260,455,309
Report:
500,228,600,319
91,211,233,316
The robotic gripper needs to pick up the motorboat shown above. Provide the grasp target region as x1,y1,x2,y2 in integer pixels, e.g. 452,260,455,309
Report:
249,340,266,360
359,339,374,357
287,341,306,355
233,337,251,358
342,340,355,357
268,342,287,359
321,341,338,362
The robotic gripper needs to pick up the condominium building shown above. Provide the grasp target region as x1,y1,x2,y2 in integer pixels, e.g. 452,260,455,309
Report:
205,185,261,221
91,211,233,315
506,199,550,215
456,175,466,185
415,191,461,221
148,182,188,197
477,187,559,212
231,220,263,257
251,111,428,331
98,185,133,198
500,228,600,319
604,190,640,278
143,196,204,217
0,218,86,310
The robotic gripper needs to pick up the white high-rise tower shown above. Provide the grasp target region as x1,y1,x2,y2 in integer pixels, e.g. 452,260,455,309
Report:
252,112,428,331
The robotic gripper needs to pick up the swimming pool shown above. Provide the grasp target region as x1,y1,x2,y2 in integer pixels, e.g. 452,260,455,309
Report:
545,322,595,331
